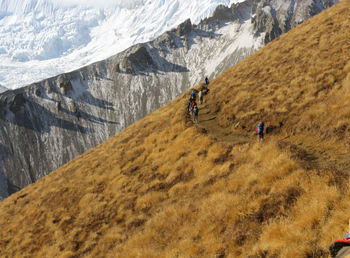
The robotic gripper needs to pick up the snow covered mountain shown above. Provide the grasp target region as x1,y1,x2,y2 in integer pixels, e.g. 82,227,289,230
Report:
0,0,244,90
0,84,7,93
0,0,340,200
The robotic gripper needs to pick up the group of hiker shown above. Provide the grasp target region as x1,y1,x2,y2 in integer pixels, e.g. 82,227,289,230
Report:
187,78,348,257
188,79,349,257
187,76,265,140
187,77,210,123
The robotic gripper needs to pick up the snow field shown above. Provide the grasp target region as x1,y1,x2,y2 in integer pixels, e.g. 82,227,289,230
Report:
0,0,245,89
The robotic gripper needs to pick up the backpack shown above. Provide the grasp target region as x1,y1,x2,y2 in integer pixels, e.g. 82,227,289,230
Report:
329,237,350,257
193,106,199,115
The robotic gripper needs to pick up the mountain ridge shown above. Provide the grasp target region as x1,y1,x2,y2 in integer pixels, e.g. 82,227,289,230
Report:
0,0,340,199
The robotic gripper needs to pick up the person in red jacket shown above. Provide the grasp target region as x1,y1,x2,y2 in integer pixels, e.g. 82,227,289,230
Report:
329,233,350,257
329,221,350,257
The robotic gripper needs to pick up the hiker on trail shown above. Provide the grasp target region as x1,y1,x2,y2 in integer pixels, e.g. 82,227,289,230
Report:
329,220,350,257
256,121,265,141
199,89,203,104
188,90,197,113
190,90,197,101
188,97,192,113
193,104,199,123
205,77,209,87
191,100,197,115
202,77,210,95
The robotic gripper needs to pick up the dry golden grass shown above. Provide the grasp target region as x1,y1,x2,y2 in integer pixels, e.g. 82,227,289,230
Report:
1,1,350,257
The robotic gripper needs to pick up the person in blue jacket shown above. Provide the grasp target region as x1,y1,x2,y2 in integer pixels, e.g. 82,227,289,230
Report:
256,121,265,140
204,77,209,87
191,90,196,100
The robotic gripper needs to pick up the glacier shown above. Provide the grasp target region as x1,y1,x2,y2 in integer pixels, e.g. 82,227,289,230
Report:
0,0,245,90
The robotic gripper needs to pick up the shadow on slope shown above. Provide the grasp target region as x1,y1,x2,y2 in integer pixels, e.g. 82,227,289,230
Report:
0,144,9,199
0,93,90,134
119,45,190,75
119,27,225,76
59,106,120,125
43,71,116,112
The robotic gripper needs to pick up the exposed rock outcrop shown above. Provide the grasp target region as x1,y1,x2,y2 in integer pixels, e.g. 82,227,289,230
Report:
252,6,282,44
120,45,156,74
8,93,26,113
155,31,179,50
57,75,73,95
212,5,234,21
176,19,192,36
231,0,254,22
0,91,27,114
251,0,341,44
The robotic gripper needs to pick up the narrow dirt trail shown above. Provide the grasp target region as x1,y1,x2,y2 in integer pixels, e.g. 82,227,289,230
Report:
286,135,350,172
192,94,350,173
195,99,251,145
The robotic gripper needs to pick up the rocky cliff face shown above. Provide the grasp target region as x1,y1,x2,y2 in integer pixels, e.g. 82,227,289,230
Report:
0,0,339,199
251,0,338,44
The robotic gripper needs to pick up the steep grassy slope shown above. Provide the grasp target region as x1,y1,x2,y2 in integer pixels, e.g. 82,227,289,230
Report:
1,1,350,257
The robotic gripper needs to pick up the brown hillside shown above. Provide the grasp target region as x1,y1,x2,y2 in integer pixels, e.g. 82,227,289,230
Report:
1,1,350,257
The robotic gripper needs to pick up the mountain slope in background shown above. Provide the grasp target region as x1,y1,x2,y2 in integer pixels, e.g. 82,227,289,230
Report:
0,0,349,256
0,0,338,200
0,84,7,93
0,0,243,89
